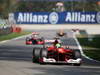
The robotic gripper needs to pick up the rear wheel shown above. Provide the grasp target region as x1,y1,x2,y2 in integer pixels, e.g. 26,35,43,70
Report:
26,37,30,41
32,48,41,63
26,37,30,44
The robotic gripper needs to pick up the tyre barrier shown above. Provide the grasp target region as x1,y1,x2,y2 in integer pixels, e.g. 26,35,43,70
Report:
0,26,13,36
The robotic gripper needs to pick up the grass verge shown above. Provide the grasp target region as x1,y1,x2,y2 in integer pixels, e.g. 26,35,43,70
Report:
0,32,31,41
77,34,100,61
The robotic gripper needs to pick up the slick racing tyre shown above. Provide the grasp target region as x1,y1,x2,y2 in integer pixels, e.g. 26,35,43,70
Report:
32,48,41,63
40,48,48,64
73,50,81,66
40,48,48,58
73,50,81,59
26,37,30,41
73,63,81,66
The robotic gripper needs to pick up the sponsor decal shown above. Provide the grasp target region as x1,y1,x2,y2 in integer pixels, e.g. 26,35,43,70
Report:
17,13,48,23
49,12,59,24
14,12,100,24
65,12,95,23
96,12,100,24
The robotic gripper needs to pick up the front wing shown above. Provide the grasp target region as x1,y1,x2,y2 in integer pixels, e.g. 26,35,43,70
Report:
41,57,82,64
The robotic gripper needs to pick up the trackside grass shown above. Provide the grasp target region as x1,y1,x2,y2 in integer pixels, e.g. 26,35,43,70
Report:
0,32,31,41
77,35,100,61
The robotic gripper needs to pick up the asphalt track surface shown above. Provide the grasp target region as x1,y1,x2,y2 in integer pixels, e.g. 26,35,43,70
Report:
0,30,100,75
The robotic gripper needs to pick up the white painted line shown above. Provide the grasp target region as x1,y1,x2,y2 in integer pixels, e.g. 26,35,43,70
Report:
12,34,31,41
0,40,9,44
73,31,100,63
0,34,31,44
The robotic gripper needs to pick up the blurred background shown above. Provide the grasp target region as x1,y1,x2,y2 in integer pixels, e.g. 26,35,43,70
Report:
0,0,100,19
0,0,100,35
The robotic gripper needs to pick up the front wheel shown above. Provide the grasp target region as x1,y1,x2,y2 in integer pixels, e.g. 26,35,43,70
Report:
73,63,81,66
73,50,81,59
39,48,48,64
73,50,82,66
32,48,41,63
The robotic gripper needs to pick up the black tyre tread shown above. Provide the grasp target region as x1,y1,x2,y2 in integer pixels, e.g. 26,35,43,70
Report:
40,48,48,58
26,37,29,39
39,48,48,64
73,63,81,66
73,50,81,59
32,48,41,63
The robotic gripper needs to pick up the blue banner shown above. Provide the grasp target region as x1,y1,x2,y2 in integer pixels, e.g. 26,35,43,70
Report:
14,12,100,24
19,0,100,2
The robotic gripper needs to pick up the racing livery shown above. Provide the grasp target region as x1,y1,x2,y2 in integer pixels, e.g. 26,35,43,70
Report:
26,32,44,45
32,38,82,66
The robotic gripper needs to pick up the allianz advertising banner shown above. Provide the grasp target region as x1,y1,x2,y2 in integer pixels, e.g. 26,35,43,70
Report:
14,12,100,24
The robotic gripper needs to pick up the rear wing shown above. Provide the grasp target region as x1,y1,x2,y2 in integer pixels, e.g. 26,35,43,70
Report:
32,32,39,35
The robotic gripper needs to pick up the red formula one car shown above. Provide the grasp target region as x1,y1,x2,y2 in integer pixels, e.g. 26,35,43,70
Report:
32,38,82,66
26,32,44,45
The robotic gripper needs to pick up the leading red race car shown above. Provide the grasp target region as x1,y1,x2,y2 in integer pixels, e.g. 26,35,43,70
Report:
32,38,82,66
26,32,44,45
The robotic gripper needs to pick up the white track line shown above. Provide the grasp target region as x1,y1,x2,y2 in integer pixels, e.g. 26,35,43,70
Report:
0,34,31,44
73,31,100,63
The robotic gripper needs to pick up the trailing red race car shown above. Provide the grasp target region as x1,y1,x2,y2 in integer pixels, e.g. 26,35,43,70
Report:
26,32,44,45
32,38,82,66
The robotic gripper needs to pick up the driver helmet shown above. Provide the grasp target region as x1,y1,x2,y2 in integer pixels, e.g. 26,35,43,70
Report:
34,34,37,37
55,43,61,48
58,29,65,36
